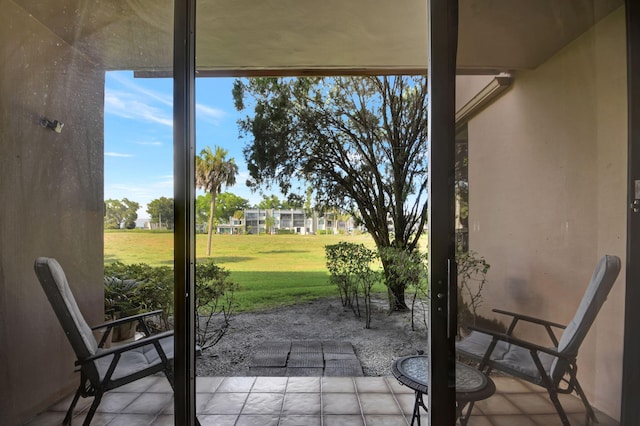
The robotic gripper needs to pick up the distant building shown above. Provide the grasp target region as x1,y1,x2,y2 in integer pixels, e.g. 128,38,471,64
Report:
218,208,358,235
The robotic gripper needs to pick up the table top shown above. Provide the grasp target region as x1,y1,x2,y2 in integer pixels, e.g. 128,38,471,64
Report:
391,355,495,402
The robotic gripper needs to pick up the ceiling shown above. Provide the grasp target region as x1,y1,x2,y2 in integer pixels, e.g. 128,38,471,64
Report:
16,0,623,75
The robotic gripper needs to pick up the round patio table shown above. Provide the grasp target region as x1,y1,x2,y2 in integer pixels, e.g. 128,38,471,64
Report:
391,355,495,426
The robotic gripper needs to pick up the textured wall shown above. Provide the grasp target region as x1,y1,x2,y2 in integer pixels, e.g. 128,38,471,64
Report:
460,7,626,419
0,1,105,423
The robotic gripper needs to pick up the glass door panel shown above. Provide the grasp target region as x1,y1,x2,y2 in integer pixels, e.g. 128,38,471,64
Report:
1,0,175,424
454,2,627,424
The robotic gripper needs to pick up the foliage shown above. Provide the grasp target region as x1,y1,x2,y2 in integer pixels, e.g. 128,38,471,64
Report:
234,76,429,310
104,262,174,330
196,146,239,256
216,192,250,222
196,192,249,230
257,194,284,209
325,241,380,328
103,260,238,349
146,197,174,229
195,260,239,350
456,250,490,335
195,194,212,229
104,198,140,229
104,276,141,316
378,247,429,331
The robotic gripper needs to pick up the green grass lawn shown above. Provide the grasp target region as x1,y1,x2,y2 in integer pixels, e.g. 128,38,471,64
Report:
104,231,386,311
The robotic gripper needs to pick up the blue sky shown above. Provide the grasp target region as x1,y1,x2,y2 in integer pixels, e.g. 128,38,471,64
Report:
104,71,271,219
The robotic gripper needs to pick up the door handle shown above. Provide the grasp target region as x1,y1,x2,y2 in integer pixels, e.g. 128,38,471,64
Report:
447,258,458,340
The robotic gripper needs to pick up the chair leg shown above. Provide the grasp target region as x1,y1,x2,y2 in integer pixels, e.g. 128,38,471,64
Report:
63,384,83,425
82,392,103,426
573,379,598,424
547,388,571,426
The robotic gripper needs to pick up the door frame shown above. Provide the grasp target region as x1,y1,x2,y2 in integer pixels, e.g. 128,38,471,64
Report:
427,0,458,424
621,0,640,424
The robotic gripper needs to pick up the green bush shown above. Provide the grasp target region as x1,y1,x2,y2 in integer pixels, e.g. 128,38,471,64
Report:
378,247,429,331
104,260,238,349
195,260,239,350
104,262,174,330
325,241,380,328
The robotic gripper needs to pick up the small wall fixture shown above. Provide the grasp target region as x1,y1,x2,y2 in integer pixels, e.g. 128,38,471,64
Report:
40,117,64,133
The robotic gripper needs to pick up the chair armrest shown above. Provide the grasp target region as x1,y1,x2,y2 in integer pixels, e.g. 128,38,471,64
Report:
493,309,566,330
467,325,570,360
91,310,164,330
77,330,174,365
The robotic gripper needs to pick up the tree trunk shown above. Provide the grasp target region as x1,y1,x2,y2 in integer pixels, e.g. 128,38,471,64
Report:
206,191,217,256
381,256,410,311
386,276,409,311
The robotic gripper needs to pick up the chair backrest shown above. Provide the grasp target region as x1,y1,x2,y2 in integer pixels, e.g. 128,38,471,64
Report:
34,257,98,361
551,254,621,380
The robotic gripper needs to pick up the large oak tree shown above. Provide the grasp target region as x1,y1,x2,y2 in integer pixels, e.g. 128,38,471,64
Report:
234,76,429,310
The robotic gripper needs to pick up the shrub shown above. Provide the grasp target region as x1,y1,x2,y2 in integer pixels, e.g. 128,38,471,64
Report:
104,262,173,331
456,250,490,335
195,260,239,350
325,242,380,328
378,247,429,331
103,260,238,349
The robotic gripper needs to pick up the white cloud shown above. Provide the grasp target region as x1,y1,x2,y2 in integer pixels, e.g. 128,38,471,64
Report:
136,140,163,146
105,152,134,157
105,90,173,127
196,103,226,125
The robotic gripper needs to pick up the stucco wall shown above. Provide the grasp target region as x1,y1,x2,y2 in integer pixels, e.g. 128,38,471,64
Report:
0,1,105,423
460,7,626,419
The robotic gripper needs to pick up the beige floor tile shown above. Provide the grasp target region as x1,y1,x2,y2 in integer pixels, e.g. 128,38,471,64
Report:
487,414,537,426
385,377,414,394
287,376,321,392
557,393,588,413
364,414,409,425
235,414,280,425
323,393,362,415
395,393,418,417
217,377,256,392
106,413,157,426
281,392,321,415
201,392,248,415
474,394,522,416
252,376,288,393
197,414,238,426
358,393,402,415
122,392,173,414
463,414,494,426
111,376,161,393
504,392,557,415
354,377,389,393
196,376,224,393
241,392,284,415
323,414,365,426
151,414,174,425
95,392,140,413
528,413,570,426
322,377,356,393
278,415,322,426
492,376,534,394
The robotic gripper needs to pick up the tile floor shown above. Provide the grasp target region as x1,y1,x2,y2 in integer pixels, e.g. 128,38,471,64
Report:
25,375,619,425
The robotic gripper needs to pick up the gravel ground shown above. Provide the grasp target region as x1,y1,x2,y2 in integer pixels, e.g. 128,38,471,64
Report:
196,296,429,377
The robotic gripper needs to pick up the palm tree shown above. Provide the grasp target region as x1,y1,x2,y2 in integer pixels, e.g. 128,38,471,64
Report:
196,146,238,256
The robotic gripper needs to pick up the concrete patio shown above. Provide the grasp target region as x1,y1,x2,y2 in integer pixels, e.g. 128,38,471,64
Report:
25,374,619,425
